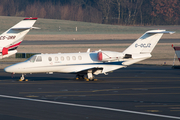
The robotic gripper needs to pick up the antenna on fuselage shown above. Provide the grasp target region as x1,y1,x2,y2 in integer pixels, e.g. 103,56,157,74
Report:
87,48,90,52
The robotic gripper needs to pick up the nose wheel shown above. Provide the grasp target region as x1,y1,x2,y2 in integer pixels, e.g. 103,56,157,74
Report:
19,74,28,81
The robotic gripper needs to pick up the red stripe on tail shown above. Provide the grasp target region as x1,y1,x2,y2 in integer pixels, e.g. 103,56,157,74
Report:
8,41,22,49
24,17,38,20
178,58,180,62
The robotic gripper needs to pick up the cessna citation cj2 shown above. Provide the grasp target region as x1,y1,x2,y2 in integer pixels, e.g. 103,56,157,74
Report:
0,17,38,59
5,30,174,81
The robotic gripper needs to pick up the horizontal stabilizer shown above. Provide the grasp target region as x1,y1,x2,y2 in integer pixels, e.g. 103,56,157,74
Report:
11,27,40,30
146,31,175,34
32,27,41,29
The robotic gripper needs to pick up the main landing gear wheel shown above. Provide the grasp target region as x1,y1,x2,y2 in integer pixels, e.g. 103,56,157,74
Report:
85,78,98,81
75,74,98,81
19,74,28,81
87,72,97,81
75,74,84,80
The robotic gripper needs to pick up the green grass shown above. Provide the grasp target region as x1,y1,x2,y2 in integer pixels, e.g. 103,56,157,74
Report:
0,16,179,34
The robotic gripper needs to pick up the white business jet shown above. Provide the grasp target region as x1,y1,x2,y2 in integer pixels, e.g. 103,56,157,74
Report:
4,30,174,81
0,17,38,59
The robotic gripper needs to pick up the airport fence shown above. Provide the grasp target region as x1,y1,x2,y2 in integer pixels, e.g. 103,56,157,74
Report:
16,53,40,58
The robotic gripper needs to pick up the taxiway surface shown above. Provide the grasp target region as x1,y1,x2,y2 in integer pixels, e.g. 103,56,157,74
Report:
21,39,180,45
0,65,180,120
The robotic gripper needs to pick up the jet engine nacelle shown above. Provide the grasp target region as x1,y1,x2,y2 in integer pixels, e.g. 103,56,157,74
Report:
0,47,8,55
98,51,124,62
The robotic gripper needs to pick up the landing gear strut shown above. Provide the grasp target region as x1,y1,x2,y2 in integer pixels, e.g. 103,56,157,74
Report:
87,71,98,81
19,74,28,81
76,71,97,81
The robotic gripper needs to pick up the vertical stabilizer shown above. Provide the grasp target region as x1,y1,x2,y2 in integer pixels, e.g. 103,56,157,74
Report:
123,30,174,55
0,17,38,59
173,47,180,62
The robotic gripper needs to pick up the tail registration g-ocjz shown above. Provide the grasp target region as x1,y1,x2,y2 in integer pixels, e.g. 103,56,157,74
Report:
4,30,174,81
0,17,38,59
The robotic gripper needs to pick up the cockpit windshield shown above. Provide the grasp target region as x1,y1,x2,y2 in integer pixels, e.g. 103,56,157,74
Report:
36,56,42,62
29,55,37,62
27,55,42,62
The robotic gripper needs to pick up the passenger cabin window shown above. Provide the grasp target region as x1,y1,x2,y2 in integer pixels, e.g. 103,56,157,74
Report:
29,56,37,62
55,57,58,61
72,56,76,60
61,56,64,61
78,56,82,60
66,56,70,61
36,56,42,62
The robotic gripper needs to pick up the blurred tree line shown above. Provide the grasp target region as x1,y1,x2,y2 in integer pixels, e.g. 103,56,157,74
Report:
0,0,179,25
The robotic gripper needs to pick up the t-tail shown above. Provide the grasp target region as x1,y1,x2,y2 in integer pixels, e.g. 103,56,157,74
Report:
0,17,39,59
122,30,175,65
173,46,180,62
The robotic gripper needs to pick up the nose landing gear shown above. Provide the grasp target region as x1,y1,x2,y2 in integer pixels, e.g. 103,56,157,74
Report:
19,74,28,81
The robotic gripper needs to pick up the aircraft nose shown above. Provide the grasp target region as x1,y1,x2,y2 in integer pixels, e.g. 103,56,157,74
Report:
4,66,14,73
4,63,27,73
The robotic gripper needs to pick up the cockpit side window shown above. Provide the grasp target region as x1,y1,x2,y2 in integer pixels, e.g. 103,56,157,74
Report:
29,56,37,62
36,56,42,62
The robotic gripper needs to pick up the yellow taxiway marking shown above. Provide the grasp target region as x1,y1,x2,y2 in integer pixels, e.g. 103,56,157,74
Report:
19,86,180,94
44,92,180,98
136,105,180,108
1,79,180,85
146,110,160,112
92,86,180,92
170,110,180,112
26,95,39,98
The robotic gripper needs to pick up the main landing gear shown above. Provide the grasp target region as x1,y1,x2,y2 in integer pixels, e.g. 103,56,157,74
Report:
76,72,97,81
19,74,28,81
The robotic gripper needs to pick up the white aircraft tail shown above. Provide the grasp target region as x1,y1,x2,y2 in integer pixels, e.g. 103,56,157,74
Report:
123,30,174,55
173,46,180,62
0,17,39,58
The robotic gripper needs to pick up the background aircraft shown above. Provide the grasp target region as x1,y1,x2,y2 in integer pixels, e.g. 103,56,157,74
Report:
4,30,174,81
0,17,38,59
173,46,180,62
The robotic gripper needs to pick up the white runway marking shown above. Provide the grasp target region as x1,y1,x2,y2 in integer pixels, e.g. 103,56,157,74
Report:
0,94,180,119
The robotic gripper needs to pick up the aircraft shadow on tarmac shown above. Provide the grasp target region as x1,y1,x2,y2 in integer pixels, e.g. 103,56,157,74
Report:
1,73,73,81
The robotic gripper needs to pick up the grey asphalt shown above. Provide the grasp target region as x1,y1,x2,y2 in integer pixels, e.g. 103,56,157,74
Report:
0,64,180,120
22,39,180,45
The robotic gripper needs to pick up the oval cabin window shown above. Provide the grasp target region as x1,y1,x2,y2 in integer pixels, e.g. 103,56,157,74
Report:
66,56,70,61
55,56,58,61
72,56,76,60
61,56,64,61
78,56,82,60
